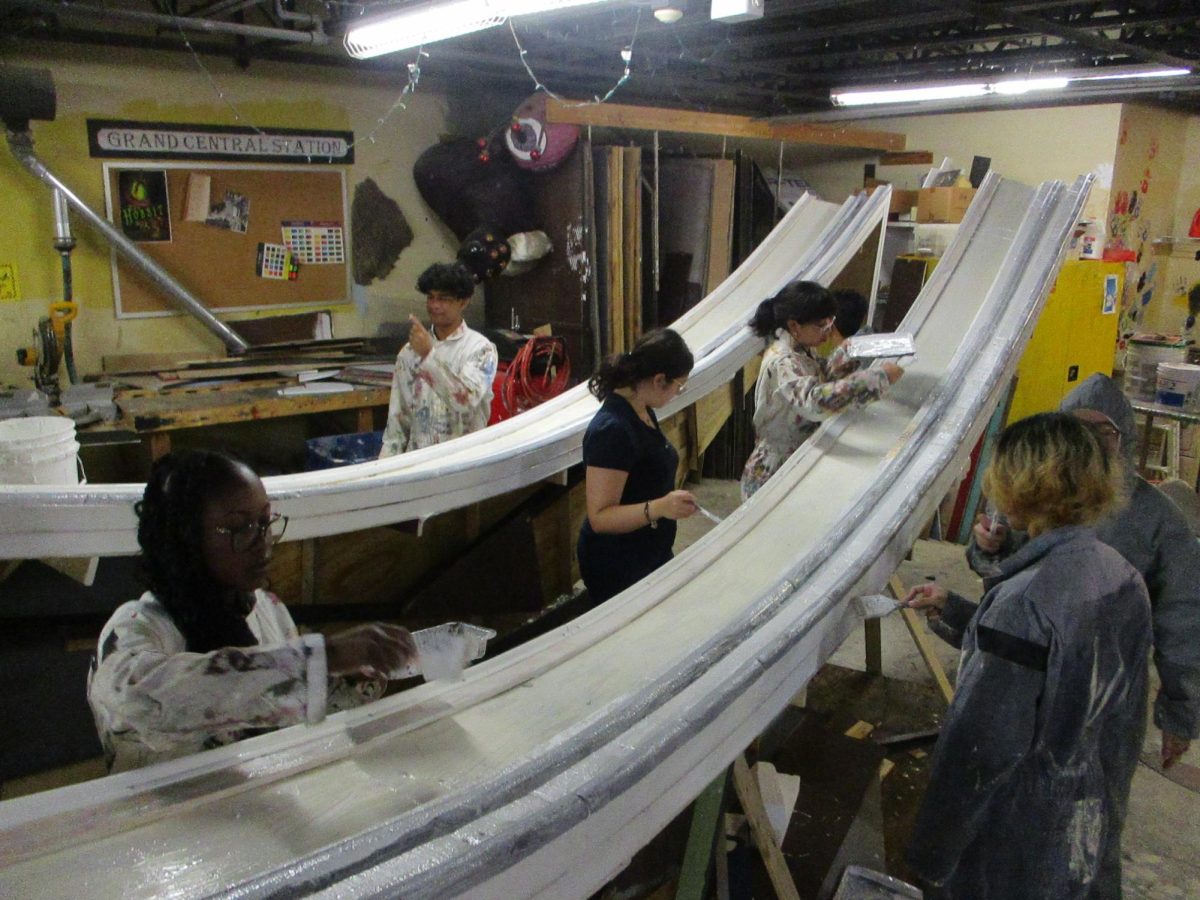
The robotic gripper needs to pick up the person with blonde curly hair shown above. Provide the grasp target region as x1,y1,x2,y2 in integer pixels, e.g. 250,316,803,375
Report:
969,374,1200,772
902,413,1152,899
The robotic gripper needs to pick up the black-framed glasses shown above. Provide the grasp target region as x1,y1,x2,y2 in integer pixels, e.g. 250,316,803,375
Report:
215,513,288,552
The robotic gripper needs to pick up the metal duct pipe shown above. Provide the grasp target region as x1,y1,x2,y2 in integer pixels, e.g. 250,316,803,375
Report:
52,188,73,248
15,0,330,45
7,129,250,354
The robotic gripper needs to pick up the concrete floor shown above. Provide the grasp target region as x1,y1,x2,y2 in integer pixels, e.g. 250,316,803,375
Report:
680,476,1200,899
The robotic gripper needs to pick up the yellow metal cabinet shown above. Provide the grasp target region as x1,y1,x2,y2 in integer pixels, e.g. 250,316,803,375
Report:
1008,260,1124,423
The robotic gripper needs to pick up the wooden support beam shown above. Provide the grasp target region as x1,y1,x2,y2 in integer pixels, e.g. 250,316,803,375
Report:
731,755,803,900
880,151,934,166
889,575,955,705
545,98,905,152
675,773,727,900
863,617,883,675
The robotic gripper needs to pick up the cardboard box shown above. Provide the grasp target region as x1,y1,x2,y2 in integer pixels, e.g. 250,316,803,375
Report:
890,189,919,216
917,186,976,223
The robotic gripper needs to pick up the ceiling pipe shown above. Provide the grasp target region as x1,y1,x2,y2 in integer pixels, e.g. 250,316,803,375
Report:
14,0,330,45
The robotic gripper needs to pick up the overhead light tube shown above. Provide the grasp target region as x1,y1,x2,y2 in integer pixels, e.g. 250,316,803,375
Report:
831,66,1192,108
345,0,613,58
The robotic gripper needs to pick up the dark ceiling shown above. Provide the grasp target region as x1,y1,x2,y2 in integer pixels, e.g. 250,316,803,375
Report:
4,0,1200,118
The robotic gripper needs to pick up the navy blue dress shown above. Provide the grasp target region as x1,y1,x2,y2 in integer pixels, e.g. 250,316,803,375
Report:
577,394,679,605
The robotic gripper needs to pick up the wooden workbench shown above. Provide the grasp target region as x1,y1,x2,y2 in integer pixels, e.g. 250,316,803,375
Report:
83,378,390,460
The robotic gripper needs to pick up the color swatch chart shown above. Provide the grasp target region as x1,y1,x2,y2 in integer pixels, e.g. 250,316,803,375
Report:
256,242,296,280
281,220,345,265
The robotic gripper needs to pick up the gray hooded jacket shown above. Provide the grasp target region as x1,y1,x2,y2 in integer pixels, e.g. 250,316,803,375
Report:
911,526,1151,899
968,373,1200,739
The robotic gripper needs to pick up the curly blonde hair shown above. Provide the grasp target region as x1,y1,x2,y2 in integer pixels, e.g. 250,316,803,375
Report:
984,412,1124,536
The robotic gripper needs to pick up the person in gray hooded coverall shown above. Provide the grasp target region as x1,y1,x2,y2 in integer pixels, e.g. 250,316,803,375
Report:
906,413,1151,899
969,373,1200,769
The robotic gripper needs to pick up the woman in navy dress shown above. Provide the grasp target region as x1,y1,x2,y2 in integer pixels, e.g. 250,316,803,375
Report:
577,329,698,606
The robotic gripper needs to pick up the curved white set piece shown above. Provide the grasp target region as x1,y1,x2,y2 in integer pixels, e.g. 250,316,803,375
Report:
0,187,888,560
0,172,1089,898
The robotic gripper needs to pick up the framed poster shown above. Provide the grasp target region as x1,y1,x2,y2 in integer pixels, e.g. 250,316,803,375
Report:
116,169,171,242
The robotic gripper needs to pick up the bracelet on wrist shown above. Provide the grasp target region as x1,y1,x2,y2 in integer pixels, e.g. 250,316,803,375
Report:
644,500,658,529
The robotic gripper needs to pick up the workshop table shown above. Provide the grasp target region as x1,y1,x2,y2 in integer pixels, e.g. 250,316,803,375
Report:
81,378,390,460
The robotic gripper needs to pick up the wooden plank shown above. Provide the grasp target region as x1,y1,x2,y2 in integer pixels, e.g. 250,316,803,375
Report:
880,151,934,166
675,773,727,900
731,756,803,900
101,383,390,434
863,617,883,675
843,720,875,740
694,383,735,455
606,148,626,354
705,159,736,295
889,574,955,705
545,97,905,151
622,146,642,342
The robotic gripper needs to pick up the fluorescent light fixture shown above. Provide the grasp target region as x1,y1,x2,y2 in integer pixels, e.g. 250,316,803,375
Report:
1074,67,1191,82
345,0,613,59
992,76,1070,95
831,66,1191,107
832,83,991,107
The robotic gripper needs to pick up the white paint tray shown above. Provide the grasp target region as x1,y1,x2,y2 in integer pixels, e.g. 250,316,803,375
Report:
843,331,916,360
390,621,496,682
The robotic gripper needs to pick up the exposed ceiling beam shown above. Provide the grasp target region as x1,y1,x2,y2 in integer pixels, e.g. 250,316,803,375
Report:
542,96,906,149
923,0,1197,70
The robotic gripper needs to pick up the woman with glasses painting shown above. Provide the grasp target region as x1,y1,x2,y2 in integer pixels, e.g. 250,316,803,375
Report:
87,450,417,773
740,281,904,501
576,328,698,607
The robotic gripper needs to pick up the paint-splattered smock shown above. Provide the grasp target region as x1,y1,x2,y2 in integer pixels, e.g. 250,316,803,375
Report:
739,331,892,500
909,526,1151,900
380,321,498,457
88,590,366,773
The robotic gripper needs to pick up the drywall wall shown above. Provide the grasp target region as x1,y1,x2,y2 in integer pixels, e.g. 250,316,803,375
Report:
0,45,466,383
798,104,1123,212
1107,104,1190,335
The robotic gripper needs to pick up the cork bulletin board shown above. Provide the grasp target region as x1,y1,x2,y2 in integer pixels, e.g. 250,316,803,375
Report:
103,162,350,317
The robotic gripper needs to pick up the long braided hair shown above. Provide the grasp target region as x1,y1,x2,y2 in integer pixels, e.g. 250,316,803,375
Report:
136,450,258,652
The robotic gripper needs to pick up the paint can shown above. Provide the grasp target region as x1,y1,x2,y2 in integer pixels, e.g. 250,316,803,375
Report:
1156,362,1200,410
1126,340,1188,400
0,416,79,484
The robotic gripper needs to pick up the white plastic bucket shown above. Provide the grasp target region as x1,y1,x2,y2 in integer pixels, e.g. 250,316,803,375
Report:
1156,362,1200,410
0,416,80,485
1126,341,1188,400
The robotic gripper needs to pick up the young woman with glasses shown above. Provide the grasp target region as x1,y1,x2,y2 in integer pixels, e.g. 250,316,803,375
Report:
576,328,699,607
88,450,417,772
740,280,904,501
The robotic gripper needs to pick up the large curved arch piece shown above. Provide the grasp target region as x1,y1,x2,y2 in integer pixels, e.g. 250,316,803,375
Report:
0,188,889,560
0,173,1090,898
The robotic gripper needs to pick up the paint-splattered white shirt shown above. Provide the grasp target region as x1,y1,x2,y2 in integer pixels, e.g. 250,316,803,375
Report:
379,321,498,457
87,590,373,773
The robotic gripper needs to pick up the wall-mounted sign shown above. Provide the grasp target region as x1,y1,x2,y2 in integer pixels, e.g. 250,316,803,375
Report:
87,119,354,165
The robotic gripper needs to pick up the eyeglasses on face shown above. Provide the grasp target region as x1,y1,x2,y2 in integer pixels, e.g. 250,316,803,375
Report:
671,377,688,393
215,512,288,552
1083,421,1121,441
